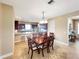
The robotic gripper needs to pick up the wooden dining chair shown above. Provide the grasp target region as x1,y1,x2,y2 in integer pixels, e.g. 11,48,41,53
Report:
38,36,51,57
26,37,39,59
49,33,55,50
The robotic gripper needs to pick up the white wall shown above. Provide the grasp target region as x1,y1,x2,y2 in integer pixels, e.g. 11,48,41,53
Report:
55,16,68,43
0,4,2,55
48,17,68,43
48,19,68,44
0,3,14,57
48,19,55,35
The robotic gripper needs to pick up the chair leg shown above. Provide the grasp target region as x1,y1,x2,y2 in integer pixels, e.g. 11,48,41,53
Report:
37,48,40,54
42,49,44,57
28,48,30,54
52,45,54,50
31,50,33,59
36,46,40,54
47,47,50,53
51,42,54,50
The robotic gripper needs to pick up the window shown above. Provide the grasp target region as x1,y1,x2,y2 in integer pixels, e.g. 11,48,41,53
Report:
25,24,31,30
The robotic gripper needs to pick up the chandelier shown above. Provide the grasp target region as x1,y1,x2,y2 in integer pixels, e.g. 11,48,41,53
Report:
39,11,47,24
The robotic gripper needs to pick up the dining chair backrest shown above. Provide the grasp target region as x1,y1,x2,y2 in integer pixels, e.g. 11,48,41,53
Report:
27,37,32,47
42,32,48,40
27,36,39,59
49,33,55,39
27,36,38,50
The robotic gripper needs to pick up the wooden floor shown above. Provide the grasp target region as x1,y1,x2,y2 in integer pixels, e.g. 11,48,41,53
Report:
4,40,79,59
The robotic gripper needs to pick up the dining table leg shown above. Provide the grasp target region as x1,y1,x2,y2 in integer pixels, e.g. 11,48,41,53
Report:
42,49,44,57
47,46,50,53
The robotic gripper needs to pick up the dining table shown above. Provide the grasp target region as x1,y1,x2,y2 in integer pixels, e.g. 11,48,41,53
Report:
33,36,50,54
35,36,45,44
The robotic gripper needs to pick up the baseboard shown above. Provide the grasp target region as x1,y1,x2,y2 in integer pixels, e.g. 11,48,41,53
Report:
1,52,13,59
15,40,25,43
15,40,22,43
55,40,68,46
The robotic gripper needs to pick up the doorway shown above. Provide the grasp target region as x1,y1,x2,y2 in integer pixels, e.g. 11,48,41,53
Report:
73,19,79,39
67,16,79,42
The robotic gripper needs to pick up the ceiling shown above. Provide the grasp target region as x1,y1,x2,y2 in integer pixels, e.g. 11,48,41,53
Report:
1,0,79,20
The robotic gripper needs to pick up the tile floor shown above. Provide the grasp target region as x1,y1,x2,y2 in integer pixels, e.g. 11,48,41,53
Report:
4,40,79,59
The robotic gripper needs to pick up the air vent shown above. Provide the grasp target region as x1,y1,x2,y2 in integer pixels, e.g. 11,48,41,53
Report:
48,0,54,4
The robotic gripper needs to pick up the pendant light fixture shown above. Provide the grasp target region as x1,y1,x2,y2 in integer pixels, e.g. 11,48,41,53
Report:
39,11,47,24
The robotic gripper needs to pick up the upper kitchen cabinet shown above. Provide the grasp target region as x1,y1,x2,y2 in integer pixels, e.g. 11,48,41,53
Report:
15,21,25,30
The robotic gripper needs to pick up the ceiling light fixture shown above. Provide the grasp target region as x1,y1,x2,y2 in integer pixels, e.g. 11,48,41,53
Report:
39,11,47,24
